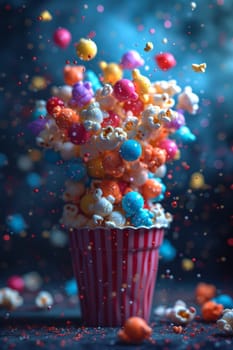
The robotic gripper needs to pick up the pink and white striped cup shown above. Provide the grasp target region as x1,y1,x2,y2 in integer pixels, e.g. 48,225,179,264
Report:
69,227,164,326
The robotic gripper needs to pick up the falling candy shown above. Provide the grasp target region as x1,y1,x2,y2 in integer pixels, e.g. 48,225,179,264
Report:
39,10,52,21
53,28,72,48
76,38,97,61
120,50,144,69
155,52,176,71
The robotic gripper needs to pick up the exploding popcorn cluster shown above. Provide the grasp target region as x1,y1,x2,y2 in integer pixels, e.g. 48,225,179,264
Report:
29,42,199,230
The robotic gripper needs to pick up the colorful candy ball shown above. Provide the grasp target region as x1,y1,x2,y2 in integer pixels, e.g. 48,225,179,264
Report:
119,140,142,162
7,275,25,293
141,179,162,200
158,139,178,161
155,52,176,71
118,316,152,344
113,79,138,102
68,123,91,145
201,301,223,322
122,191,144,216
53,28,72,48
76,38,97,61
46,97,64,115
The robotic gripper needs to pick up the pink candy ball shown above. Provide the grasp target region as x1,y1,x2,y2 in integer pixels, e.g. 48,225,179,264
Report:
159,139,178,161
113,79,138,102
53,28,72,49
68,123,91,145
7,275,25,292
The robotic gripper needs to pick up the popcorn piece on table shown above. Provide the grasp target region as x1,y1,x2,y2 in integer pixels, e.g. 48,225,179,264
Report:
217,309,233,334
165,300,196,325
0,287,23,310
35,291,54,309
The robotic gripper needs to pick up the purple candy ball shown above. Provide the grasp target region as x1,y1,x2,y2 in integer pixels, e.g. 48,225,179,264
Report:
165,111,186,130
27,118,48,136
71,81,94,108
120,50,144,70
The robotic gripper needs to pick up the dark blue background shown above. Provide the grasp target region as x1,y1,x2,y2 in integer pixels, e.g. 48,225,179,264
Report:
0,0,233,283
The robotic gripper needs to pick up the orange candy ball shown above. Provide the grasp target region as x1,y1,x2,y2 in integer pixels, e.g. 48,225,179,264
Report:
80,193,95,216
87,157,105,178
201,301,223,322
102,151,125,178
53,106,79,129
118,317,152,344
141,179,162,200
64,65,85,86
99,180,122,204
195,282,217,305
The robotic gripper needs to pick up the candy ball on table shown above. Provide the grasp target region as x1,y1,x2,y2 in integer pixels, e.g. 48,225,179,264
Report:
53,28,72,48
118,316,152,344
155,52,176,71
66,160,87,181
119,140,142,162
76,38,97,61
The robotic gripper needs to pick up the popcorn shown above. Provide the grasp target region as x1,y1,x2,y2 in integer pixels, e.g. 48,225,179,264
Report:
35,291,54,309
0,287,23,310
30,47,199,230
165,300,196,325
217,309,233,334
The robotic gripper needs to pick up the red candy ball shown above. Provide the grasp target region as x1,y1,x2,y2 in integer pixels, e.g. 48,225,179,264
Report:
68,123,91,145
155,52,176,71
7,275,25,292
53,28,72,49
159,139,178,161
46,97,65,115
123,98,144,116
113,79,138,102
101,111,120,128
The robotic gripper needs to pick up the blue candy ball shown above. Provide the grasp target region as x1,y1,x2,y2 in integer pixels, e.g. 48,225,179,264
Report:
66,160,87,181
119,140,142,161
212,294,233,308
122,191,144,216
159,239,176,262
131,208,153,227
26,172,42,188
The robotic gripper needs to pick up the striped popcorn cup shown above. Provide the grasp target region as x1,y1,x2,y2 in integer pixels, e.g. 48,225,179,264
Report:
69,227,164,326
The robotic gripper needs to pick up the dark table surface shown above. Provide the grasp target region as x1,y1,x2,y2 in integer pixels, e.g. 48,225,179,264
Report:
1,281,233,350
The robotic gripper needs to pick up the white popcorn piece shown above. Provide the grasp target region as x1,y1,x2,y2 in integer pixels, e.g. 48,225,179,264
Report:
35,291,54,309
0,287,23,310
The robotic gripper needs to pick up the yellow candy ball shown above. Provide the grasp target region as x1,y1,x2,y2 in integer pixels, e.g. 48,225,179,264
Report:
87,158,105,178
190,172,205,190
80,194,95,216
76,38,97,61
